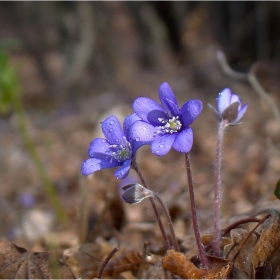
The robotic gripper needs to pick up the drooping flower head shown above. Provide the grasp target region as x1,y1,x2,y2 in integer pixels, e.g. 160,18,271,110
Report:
209,88,248,125
130,82,203,156
81,114,142,179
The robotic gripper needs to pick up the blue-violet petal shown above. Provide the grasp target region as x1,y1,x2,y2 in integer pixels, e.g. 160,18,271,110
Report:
133,97,167,125
151,134,176,156
88,138,110,158
158,82,181,117
81,157,120,176
235,103,248,123
123,113,141,138
114,158,133,179
101,116,126,146
172,127,193,153
181,99,203,127
217,88,231,115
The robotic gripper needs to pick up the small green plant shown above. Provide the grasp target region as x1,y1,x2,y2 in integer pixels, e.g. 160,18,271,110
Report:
0,42,67,224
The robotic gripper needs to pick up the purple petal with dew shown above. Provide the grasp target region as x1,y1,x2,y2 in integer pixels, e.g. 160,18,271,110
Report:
158,82,181,117
235,103,248,123
81,157,120,176
172,127,193,153
88,138,111,158
181,99,203,127
123,113,141,138
151,133,176,156
101,115,126,145
114,158,132,179
131,140,148,155
216,88,231,115
133,97,167,125
130,120,158,142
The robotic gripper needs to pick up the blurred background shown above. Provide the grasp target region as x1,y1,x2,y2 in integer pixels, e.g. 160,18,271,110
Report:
1,1,280,251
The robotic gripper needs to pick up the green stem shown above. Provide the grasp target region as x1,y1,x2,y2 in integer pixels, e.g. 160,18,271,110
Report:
12,90,68,224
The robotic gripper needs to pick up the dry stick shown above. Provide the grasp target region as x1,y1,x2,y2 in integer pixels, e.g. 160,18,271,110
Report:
132,160,172,250
216,50,280,127
204,217,261,253
185,153,209,269
137,242,148,279
97,247,119,279
229,214,271,261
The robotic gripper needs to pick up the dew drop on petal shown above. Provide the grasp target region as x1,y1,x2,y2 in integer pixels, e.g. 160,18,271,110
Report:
142,127,147,131
156,150,159,154
110,121,115,125
136,137,140,141
101,139,106,143
109,128,113,132
159,144,164,148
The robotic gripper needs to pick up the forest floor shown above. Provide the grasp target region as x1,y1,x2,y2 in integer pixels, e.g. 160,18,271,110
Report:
1,3,280,278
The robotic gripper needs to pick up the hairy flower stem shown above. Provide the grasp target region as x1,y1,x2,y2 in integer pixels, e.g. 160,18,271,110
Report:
132,160,176,250
214,119,228,257
185,153,208,269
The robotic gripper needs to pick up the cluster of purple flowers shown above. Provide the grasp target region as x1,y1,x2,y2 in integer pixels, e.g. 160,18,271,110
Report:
81,83,247,179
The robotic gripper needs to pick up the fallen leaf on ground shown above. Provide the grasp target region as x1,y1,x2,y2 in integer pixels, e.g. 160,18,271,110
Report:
0,241,74,279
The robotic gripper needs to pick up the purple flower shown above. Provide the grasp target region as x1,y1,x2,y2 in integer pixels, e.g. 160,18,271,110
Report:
130,82,203,156
209,88,248,125
81,114,142,179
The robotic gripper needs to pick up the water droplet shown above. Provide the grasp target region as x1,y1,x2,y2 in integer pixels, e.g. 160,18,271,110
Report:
159,144,164,148
141,109,144,112
142,127,146,131
110,121,115,125
156,150,159,153
136,137,140,141
147,134,150,137
109,128,113,132
101,139,106,143
137,133,140,136
132,130,135,134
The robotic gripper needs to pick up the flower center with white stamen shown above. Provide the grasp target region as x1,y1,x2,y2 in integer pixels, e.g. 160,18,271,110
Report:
157,116,182,134
110,137,133,162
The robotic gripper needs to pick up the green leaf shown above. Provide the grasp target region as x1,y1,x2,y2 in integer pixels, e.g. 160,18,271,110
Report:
274,180,280,199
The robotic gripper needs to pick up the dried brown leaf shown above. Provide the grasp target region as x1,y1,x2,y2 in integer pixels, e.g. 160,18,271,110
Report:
163,249,233,279
86,248,142,278
251,218,280,278
223,228,258,275
62,237,112,278
0,241,74,279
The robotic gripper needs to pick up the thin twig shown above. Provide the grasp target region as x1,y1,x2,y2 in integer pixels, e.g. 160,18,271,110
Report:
137,241,148,279
97,247,119,279
217,50,280,127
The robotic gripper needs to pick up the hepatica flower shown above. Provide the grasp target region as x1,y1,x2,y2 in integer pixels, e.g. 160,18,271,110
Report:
209,88,248,125
81,114,142,179
130,82,203,156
